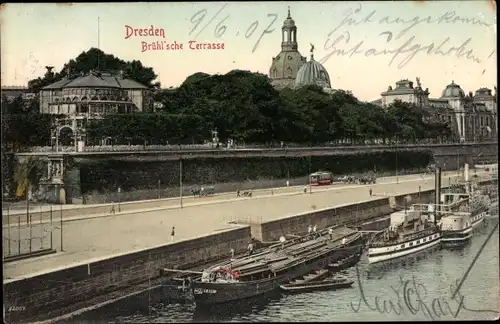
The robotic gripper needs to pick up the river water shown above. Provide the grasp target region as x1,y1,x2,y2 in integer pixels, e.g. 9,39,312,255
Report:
68,218,499,323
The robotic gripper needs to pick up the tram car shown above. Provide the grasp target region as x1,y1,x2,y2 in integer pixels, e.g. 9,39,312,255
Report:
309,171,335,186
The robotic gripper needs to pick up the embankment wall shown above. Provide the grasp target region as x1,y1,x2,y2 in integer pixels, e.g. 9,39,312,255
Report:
254,189,436,242
3,226,251,323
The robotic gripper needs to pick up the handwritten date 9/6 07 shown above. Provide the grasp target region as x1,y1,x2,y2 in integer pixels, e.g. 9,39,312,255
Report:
189,4,278,53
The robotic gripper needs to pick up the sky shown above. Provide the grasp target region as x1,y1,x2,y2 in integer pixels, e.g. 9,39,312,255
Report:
0,1,497,101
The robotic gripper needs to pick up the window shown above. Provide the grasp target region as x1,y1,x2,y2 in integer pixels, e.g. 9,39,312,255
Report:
400,244,405,248
409,242,414,246
417,240,420,244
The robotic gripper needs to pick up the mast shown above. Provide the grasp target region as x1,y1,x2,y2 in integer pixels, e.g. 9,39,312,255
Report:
97,16,100,70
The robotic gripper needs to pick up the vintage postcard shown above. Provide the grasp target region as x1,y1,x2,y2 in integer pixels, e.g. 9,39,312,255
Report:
1,1,498,323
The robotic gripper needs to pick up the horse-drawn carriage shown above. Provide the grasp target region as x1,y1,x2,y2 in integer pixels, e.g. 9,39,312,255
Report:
358,174,376,184
237,189,253,197
339,173,376,185
191,186,216,197
338,175,356,184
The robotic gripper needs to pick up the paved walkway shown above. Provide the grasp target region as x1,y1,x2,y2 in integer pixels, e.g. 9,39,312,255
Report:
2,171,462,219
2,172,490,282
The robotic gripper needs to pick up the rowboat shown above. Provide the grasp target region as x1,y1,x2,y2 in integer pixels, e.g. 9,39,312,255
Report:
280,277,354,293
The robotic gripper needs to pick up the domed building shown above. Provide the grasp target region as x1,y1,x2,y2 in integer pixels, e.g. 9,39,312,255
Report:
373,78,497,142
268,7,307,89
294,46,332,90
39,68,152,148
441,81,466,99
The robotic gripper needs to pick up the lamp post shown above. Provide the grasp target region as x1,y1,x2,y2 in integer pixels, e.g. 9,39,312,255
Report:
157,179,161,199
395,136,399,184
117,186,121,212
179,158,183,208
308,155,312,194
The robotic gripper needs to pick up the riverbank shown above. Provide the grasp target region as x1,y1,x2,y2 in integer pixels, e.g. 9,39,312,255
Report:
3,173,495,323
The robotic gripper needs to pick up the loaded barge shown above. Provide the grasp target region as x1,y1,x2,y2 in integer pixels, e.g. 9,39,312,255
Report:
190,226,364,305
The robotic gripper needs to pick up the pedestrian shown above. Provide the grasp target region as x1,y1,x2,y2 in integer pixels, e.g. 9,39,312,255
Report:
237,189,240,197
342,237,346,246
171,226,175,242
230,248,235,259
369,188,373,196
328,228,333,240
279,234,286,249
110,201,116,215
308,225,313,238
286,180,290,187
303,185,308,194
313,225,317,238
247,242,254,255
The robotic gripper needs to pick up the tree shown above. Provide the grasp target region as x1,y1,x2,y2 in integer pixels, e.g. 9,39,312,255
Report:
13,156,41,199
81,70,456,146
28,48,159,92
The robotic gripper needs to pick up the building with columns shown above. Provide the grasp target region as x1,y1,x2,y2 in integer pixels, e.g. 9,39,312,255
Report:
372,78,497,142
39,69,152,149
269,8,307,89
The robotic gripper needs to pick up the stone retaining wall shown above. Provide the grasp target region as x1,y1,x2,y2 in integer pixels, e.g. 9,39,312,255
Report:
3,226,251,323
255,189,436,242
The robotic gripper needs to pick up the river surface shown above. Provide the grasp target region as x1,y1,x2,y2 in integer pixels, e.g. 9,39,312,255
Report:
68,218,499,323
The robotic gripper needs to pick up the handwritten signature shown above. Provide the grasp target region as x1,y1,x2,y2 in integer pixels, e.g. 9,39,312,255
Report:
318,30,488,69
351,221,500,319
189,4,278,53
351,266,499,319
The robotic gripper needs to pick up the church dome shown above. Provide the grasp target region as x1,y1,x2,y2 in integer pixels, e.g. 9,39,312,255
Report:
295,55,331,89
441,81,465,98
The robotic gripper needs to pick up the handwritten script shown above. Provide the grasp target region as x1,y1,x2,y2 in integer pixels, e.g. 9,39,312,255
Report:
189,4,278,53
319,4,495,69
351,266,499,319
351,221,500,319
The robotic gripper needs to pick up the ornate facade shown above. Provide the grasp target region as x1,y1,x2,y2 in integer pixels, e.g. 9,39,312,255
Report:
373,78,497,142
40,69,152,149
269,8,307,89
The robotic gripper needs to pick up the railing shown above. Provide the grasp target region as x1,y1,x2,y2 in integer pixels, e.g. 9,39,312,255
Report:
12,140,499,153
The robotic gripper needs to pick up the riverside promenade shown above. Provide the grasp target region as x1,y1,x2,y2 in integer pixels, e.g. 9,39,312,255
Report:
3,171,490,282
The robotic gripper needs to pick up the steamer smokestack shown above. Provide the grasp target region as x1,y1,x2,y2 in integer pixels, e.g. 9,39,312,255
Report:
434,167,442,223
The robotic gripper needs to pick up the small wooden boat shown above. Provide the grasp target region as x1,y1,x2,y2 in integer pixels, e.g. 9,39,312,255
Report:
280,277,354,293
289,269,330,284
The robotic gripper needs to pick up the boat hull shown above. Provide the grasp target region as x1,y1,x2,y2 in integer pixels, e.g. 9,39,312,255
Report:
280,280,354,294
328,252,362,271
471,212,486,228
368,231,440,264
441,227,472,248
192,236,364,305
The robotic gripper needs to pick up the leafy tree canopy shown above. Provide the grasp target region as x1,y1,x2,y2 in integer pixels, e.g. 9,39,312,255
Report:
28,48,160,91
89,70,453,145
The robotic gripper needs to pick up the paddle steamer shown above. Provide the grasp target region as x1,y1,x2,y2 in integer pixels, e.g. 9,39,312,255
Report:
368,167,444,264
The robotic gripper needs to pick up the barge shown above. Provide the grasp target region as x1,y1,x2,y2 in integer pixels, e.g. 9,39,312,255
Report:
191,227,364,305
